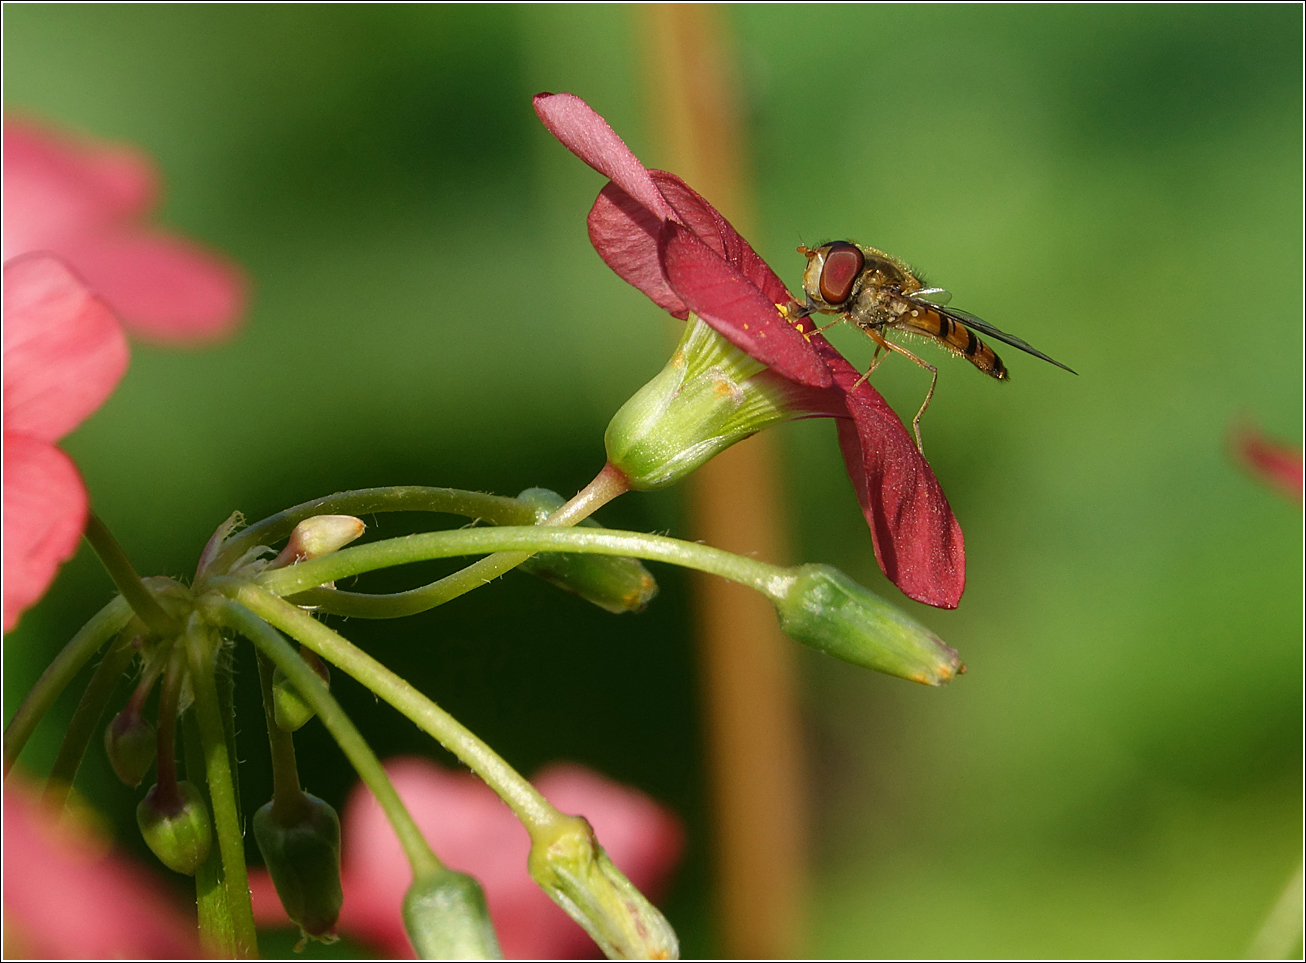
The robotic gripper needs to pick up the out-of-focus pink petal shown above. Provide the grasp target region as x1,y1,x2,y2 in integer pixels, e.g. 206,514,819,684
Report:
649,171,791,307
1233,424,1303,503
661,223,831,388
2,780,201,958
588,183,688,317
812,341,965,608
2,435,88,633
2,119,157,258
3,254,129,442
296,758,680,960
61,229,247,344
533,93,674,224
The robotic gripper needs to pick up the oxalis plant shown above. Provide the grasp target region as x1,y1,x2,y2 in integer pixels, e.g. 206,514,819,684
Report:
4,94,971,959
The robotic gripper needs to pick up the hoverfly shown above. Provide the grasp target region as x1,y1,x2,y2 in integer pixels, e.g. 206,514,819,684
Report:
796,241,1075,453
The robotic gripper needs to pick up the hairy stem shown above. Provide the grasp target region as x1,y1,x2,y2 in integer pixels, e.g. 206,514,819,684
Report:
84,514,180,637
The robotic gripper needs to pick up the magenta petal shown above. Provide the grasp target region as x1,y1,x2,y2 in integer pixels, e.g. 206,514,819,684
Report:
649,171,792,307
660,222,831,388
534,93,675,224
2,435,87,634
588,184,688,317
61,228,247,343
3,254,129,443
816,344,965,608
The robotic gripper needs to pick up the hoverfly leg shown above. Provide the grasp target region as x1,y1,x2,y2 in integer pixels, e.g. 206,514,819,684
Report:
865,328,939,455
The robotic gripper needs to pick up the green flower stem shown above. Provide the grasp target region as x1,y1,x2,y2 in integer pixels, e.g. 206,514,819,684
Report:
286,465,630,619
41,626,141,811
208,487,540,577
182,615,258,958
183,712,238,958
84,513,180,637
255,652,304,815
256,526,787,604
206,596,445,880
153,643,187,805
3,595,133,776
216,584,561,833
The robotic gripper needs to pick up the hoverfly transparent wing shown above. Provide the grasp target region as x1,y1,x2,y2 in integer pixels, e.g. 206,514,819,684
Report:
912,287,952,306
904,297,1078,374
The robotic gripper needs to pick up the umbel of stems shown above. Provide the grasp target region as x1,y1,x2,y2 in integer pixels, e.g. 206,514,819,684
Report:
5,474,959,959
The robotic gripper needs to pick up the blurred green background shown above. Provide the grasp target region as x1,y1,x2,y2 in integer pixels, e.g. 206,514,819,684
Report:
4,5,1300,958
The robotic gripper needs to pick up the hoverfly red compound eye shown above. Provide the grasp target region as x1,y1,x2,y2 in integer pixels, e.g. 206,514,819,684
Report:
819,242,864,305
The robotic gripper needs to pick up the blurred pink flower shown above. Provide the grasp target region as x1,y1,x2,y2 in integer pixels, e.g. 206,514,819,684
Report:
534,92,964,607
2,778,201,958
248,758,683,959
3,116,245,343
1232,424,1303,504
3,254,129,632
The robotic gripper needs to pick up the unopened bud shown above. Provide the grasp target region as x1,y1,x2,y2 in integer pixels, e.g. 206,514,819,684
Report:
136,781,213,875
273,647,331,731
528,814,678,960
104,707,157,787
273,515,366,568
605,316,797,490
773,563,963,685
253,793,343,942
402,868,503,960
515,488,659,613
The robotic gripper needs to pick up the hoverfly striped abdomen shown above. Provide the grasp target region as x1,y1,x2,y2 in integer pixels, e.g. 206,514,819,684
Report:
901,304,1009,381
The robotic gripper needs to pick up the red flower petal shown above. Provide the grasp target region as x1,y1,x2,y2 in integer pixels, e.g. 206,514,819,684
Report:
61,228,247,344
816,341,965,608
533,93,675,224
2,780,200,958
588,183,688,317
660,222,831,387
3,253,129,443
1232,424,1303,503
2,435,88,633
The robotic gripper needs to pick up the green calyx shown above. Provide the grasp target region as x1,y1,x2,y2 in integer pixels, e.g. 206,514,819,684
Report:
252,793,344,942
272,647,331,731
402,868,503,960
136,780,214,875
104,707,157,787
605,316,796,490
528,813,679,960
773,564,963,685
515,488,658,613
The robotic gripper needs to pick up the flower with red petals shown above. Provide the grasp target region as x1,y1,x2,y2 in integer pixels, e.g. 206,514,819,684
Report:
3,254,129,632
248,758,683,959
2,779,201,958
3,116,246,343
534,92,965,608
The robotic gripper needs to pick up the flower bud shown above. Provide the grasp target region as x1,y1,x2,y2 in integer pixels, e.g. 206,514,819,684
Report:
272,515,366,568
515,488,659,614
272,647,331,732
252,794,343,942
104,707,157,787
402,868,503,960
605,316,797,490
136,781,213,875
528,814,678,960
773,563,963,685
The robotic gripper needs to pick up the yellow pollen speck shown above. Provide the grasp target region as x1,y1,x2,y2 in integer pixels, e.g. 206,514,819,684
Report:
743,323,750,330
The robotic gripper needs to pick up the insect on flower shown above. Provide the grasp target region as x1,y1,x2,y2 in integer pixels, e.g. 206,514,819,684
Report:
796,241,1076,452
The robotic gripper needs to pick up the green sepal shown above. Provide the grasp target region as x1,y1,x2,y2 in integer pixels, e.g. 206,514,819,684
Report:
773,563,963,685
252,793,343,941
273,648,331,731
136,780,213,875
402,868,503,960
104,708,157,787
515,488,659,614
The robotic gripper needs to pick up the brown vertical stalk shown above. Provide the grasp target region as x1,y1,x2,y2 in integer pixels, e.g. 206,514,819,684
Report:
637,5,807,958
